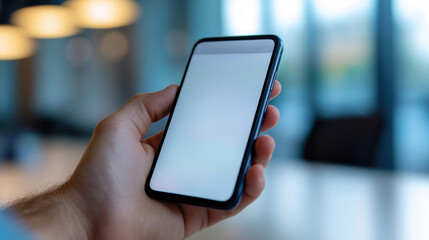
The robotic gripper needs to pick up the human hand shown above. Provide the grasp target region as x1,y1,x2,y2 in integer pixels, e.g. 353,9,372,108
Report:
12,81,281,240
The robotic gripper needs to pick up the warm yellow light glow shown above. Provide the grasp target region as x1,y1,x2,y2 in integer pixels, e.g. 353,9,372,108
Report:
65,0,140,29
0,25,36,60
11,5,79,39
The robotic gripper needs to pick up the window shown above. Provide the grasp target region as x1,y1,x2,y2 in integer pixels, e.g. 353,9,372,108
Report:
395,0,429,171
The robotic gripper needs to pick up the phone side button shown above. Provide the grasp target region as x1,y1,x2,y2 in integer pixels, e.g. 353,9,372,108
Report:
269,77,275,97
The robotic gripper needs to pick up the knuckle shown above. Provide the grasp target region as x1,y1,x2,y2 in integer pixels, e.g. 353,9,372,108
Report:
94,117,122,135
130,93,146,102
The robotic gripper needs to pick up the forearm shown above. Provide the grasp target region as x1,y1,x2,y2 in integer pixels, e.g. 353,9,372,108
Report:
10,183,90,240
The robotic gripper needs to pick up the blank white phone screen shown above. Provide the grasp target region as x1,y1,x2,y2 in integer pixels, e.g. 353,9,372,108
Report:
150,39,274,201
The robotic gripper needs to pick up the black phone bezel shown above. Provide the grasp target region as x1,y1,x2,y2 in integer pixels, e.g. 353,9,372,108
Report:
145,35,284,210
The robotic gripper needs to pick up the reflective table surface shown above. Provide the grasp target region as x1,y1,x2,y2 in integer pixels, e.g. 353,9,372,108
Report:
191,161,429,240
1,138,429,240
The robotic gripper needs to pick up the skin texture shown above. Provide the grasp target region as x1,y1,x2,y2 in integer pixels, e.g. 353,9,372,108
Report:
11,81,282,240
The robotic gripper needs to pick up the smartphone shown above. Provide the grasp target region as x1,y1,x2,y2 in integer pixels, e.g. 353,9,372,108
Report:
145,35,283,209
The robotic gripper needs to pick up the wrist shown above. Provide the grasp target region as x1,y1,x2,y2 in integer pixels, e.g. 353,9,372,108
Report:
64,178,142,239
10,183,91,240
59,181,92,240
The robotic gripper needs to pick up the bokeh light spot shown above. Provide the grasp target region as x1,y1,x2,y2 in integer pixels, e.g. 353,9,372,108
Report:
100,31,129,62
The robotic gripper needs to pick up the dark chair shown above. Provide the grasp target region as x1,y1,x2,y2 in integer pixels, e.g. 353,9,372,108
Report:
302,115,383,167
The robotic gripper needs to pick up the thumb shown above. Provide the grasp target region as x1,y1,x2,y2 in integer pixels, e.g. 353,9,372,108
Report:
115,84,178,137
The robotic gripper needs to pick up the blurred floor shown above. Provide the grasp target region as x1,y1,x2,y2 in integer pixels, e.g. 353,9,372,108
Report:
1,138,429,240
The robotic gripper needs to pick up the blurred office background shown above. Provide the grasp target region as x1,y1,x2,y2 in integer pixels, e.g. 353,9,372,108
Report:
1,1,429,239
1,0,428,171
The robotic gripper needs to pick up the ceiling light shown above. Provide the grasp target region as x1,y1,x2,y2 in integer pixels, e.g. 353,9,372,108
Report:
0,25,35,60
11,5,79,39
64,0,140,29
